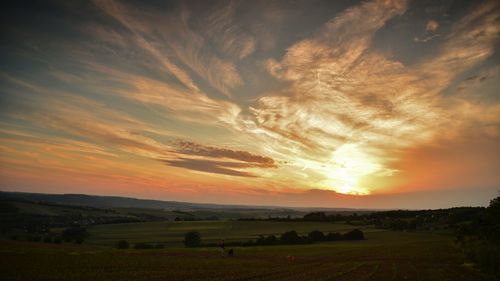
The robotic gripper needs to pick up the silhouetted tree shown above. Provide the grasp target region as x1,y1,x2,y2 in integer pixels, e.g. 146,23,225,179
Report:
342,229,364,240
265,235,277,245
308,230,325,242
281,230,300,244
484,195,500,243
325,232,342,241
303,212,327,221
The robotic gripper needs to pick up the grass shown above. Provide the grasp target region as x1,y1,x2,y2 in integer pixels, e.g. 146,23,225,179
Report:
0,229,489,281
86,220,379,246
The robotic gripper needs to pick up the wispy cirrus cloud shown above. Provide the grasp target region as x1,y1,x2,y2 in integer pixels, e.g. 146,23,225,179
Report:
1,74,175,159
70,62,242,126
234,0,499,194
1,72,275,179
201,1,256,60
92,0,201,93
92,0,249,97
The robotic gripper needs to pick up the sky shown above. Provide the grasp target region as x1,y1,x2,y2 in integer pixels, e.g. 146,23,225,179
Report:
0,0,499,209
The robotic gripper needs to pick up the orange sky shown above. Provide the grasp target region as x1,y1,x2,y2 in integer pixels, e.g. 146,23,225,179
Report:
0,0,499,208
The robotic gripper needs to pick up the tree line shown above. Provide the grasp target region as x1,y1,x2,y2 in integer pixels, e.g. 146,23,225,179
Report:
183,229,364,247
455,195,499,277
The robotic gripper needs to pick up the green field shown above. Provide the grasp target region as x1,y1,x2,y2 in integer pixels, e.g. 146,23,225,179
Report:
86,220,376,246
0,224,489,281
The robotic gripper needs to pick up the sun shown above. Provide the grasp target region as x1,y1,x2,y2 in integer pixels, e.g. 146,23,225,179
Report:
323,144,379,195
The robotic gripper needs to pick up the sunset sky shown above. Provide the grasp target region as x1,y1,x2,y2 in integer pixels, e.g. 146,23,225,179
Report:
1,0,499,209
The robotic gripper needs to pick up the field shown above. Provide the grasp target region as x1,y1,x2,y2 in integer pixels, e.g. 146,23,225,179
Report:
86,220,376,246
0,223,489,281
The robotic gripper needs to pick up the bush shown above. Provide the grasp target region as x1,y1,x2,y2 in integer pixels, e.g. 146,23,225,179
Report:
116,240,129,249
43,236,53,243
53,237,62,244
184,231,201,247
155,244,164,249
75,237,84,244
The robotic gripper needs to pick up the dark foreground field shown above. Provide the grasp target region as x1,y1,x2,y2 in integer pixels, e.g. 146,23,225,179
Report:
0,231,489,281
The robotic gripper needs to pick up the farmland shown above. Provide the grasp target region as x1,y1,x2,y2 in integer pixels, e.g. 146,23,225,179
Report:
1,192,497,280
0,226,489,281
86,220,377,246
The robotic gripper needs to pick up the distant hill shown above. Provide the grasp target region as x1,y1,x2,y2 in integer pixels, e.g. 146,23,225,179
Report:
0,191,370,213
0,191,271,211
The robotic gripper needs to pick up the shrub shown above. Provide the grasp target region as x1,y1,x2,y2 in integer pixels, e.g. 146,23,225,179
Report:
43,236,53,243
155,244,164,249
53,237,62,244
184,231,201,247
116,240,129,249
75,237,84,244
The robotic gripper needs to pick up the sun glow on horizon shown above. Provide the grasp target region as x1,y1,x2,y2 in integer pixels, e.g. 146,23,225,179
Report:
312,144,380,195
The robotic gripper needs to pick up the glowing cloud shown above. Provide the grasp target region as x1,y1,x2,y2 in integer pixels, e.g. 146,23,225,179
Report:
0,0,498,207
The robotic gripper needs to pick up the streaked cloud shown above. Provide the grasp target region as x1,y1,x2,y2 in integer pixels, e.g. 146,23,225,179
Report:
162,158,258,178
158,141,277,178
175,141,276,168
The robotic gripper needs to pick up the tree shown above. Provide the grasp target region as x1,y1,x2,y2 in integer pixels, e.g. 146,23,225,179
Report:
485,195,500,243
343,229,365,240
325,232,342,241
184,231,201,247
281,230,300,244
308,230,325,242
265,235,277,245
303,212,327,221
